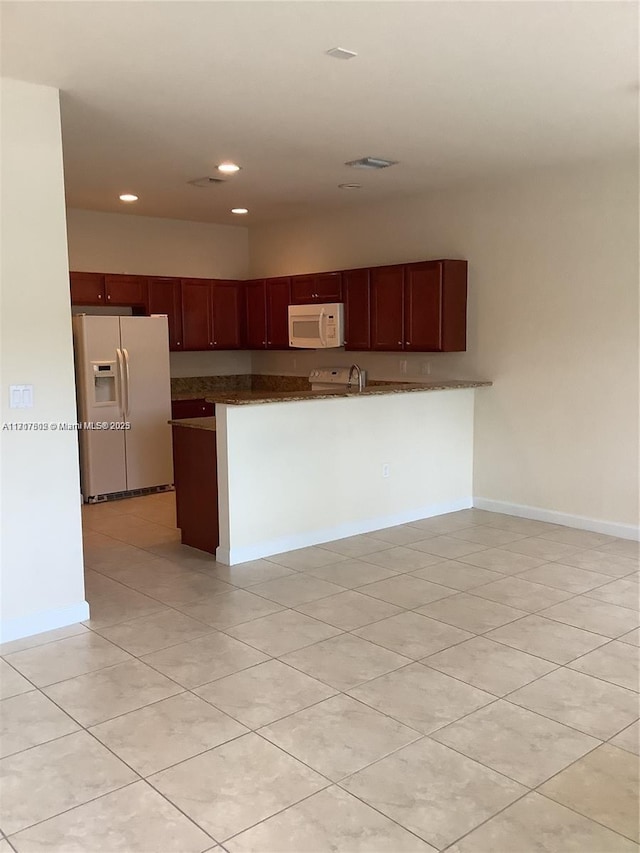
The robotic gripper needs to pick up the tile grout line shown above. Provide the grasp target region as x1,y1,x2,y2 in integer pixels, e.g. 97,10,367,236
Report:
8,505,635,847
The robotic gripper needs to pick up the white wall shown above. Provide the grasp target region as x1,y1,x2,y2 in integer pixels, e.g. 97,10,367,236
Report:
0,78,88,642
216,390,475,564
67,208,252,377
67,208,249,279
249,159,639,531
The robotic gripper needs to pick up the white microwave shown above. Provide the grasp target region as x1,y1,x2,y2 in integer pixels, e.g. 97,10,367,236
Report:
288,302,345,349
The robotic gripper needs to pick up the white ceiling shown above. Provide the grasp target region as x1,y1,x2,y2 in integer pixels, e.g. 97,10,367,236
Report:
2,1,637,226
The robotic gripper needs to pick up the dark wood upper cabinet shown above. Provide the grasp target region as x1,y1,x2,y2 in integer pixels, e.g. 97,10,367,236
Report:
210,281,243,349
370,265,404,351
290,272,342,304
343,268,371,352
440,259,468,352
245,280,267,349
181,278,212,351
71,259,467,354
104,274,148,310
148,277,183,350
266,277,291,349
404,260,467,352
69,272,105,306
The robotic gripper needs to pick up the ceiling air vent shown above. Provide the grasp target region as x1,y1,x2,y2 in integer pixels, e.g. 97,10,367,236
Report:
326,47,358,60
345,157,398,170
187,176,227,188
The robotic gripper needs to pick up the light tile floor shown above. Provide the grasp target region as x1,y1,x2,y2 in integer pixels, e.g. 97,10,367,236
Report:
1,492,639,852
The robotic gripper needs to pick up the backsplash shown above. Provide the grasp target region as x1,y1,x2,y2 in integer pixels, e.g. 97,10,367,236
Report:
171,374,308,398
250,348,477,382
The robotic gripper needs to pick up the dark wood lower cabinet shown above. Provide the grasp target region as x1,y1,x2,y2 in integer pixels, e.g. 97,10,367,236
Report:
171,399,215,419
172,424,218,554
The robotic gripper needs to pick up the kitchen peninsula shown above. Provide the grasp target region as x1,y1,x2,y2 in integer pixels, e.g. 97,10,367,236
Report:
171,379,491,565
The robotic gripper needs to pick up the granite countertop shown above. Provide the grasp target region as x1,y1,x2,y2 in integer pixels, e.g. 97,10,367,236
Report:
169,416,217,431
204,380,492,406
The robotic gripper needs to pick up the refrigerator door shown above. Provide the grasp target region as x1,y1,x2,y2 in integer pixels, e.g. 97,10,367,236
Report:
119,316,173,491
72,315,127,498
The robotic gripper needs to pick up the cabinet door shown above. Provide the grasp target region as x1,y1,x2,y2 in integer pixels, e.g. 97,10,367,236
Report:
104,274,148,309
290,274,316,304
70,272,105,306
181,278,212,350
370,266,404,351
315,272,342,302
404,262,443,351
266,277,291,349
171,399,214,419
148,277,183,350
343,269,370,351
404,260,468,352
245,280,267,349
211,281,243,349
290,272,342,304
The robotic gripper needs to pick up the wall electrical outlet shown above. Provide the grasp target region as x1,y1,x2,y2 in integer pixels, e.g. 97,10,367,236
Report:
382,463,390,478
399,360,408,375
421,361,431,375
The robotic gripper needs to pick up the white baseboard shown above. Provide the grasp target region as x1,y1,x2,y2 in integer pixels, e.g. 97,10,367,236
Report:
216,497,473,565
473,497,640,542
0,600,90,644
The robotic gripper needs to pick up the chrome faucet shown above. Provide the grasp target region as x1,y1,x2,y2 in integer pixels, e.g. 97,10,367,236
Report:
347,363,365,392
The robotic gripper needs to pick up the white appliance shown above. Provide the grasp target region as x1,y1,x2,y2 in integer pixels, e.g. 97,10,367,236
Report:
309,366,367,391
288,302,344,348
73,314,173,502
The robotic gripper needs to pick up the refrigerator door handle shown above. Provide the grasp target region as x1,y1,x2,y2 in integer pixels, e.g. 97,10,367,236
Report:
116,348,125,420
122,347,131,420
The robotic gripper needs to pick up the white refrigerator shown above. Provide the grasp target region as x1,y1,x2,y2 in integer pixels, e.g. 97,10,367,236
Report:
73,314,173,502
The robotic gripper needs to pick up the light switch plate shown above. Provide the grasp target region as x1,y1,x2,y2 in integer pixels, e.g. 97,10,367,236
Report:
9,385,34,408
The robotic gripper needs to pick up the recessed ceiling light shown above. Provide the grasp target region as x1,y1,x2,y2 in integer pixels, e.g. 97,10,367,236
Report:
326,47,358,60
345,157,398,170
231,208,249,215
218,163,241,174
338,183,361,190
119,193,138,202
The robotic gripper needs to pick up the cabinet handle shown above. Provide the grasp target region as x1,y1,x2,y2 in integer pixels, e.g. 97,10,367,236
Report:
97,294,102,300
398,341,402,345
107,294,111,300
210,341,213,346
176,341,181,346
